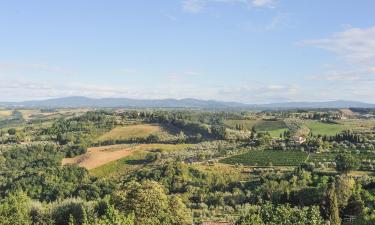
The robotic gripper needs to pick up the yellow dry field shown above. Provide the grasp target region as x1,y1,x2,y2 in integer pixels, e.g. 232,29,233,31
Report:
98,124,162,141
62,144,143,170
63,143,192,174
19,109,40,119
0,110,12,118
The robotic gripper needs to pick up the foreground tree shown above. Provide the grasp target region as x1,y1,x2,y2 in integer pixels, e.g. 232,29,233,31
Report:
236,203,325,225
335,153,359,174
0,191,32,225
323,183,341,225
113,180,192,225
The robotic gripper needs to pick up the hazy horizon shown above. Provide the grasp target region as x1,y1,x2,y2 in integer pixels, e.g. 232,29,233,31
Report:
1,1,375,103
1,95,374,106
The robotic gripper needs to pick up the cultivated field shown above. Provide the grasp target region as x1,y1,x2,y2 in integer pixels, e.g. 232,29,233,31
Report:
18,109,41,120
62,144,142,170
98,124,162,141
63,143,194,172
224,119,258,130
90,143,193,177
0,110,12,118
220,150,308,166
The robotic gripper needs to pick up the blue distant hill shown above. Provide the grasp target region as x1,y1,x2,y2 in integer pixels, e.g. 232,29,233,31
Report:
1,96,374,109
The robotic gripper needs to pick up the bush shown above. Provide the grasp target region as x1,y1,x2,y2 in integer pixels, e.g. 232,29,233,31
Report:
50,198,87,225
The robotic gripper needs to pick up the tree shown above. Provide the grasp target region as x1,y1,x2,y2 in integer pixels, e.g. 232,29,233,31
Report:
0,191,32,225
236,203,325,225
324,183,341,225
211,125,227,140
97,205,134,225
236,213,264,225
335,153,359,174
146,134,160,143
113,180,192,225
195,133,202,142
7,128,16,135
343,194,364,217
177,131,186,143
335,176,355,208
168,195,193,225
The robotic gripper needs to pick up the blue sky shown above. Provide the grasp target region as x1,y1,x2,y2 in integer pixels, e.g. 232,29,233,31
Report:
0,0,375,103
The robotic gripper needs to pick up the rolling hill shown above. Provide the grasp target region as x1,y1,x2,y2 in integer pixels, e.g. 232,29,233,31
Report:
1,96,374,109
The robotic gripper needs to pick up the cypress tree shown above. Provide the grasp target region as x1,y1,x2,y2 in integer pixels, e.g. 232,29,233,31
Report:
326,183,341,225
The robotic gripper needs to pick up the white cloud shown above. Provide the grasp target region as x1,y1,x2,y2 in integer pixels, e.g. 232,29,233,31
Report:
181,0,275,13
252,0,274,7
265,13,290,30
182,0,204,13
0,76,302,103
306,70,365,81
0,63,74,76
303,26,375,68
303,27,375,87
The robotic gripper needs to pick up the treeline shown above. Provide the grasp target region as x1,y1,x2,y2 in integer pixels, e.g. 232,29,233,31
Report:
37,111,117,157
0,144,114,202
0,180,192,225
124,161,375,224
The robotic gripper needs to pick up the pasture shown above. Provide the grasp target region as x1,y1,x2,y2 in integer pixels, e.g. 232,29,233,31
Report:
305,120,345,136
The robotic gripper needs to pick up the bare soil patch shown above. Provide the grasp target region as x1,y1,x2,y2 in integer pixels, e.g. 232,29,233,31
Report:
62,144,143,170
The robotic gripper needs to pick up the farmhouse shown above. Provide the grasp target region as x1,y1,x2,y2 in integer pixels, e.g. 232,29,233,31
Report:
291,136,306,144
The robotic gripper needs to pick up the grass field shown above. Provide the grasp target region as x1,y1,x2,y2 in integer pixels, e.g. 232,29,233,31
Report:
18,109,41,120
224,119,258,130
220,150,308,166
254,120,288,138
268,128,289,138
305,120,345,136
98,124,162,141
340,119,375,132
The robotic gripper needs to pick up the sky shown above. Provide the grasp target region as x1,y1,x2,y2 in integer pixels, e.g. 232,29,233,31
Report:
0,0,375,103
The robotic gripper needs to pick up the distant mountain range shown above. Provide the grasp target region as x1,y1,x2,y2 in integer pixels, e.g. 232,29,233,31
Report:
1,96,375,109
